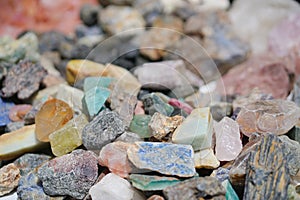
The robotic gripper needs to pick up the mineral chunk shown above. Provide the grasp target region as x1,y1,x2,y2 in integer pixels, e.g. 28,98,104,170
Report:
35,98,73,142
83,77,114,92
8,104,32,122
0,163,20,196
214,117,242,161
38,150,98,199
14,153,51,175
0,125,45,160
243,133,290,200
222,180,239,200
82,109,126,150
194,148,220,169
172,107,213,151
0,97,14,127
129,174,180,191
236,100,300,136
163,177,226,200
142,93,174,116
127,142,195,177
129,115,152,138
2,60,47,99
56,84,84,110
49,114,88,156
149,112,184,140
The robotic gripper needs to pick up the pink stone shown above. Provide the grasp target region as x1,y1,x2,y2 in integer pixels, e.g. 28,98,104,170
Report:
214,117,242,161
134,101,145,115
9,104,32,122
98,141,133,178
217,54,290,99
168,98,193,114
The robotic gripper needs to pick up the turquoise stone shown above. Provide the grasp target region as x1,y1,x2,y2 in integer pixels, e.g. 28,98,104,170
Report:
82,87,110,119
127,142,195,177
129,174,180,191
129,115,152,138
222,180,239,200
83,77,114,92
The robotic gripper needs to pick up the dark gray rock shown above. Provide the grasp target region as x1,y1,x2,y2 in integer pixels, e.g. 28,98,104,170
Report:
82,109,126,150
80,4,98,26
38,31,67,53
75,25,103,38
14,153,51,175
37,150,98,199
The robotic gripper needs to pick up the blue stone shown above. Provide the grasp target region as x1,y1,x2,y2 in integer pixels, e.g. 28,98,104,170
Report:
82,87,110,119
0,98,14,127
83,77,114,92
128,142,195,177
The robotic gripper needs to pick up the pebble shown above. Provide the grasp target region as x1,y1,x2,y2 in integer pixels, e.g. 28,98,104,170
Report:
127,142,195,177
8,104,32,122
172,107,213,151
35,98,73,142
1,60,47,99
134,101,145,115
56,84,84,110
163,176,226,200
0,163,20,196
5,121,24,132
82,109,126,150
83,77,114,92
129,115,152,138
115,131,143,143
236,99,300,136
214,117,242,161
38,150,98,199
0,98,14,127
194,148,220,169
80,4,98,26
49,114,88,156
142,93,174,116
0,125,45,160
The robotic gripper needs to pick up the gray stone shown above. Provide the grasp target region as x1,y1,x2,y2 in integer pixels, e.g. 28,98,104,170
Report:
80,4,98,26
14,153,51,175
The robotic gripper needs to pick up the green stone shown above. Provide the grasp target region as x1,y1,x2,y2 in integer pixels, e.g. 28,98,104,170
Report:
82,87,110,119
172,107,213,151
129,115,152,138
222,180,239,200
129,174,180,191
49,114,88,156
142,93,174,116
83,77,114,92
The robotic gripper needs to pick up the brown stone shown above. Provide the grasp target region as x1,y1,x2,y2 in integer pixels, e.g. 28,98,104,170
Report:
9,104,32,122
0,163,20,196
152,15,183,32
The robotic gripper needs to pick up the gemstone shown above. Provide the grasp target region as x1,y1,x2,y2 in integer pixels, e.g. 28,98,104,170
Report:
98,141,134,178
82,109,126,150
172,107,213,151
83,77,114,92
35,98,73,142
82,87,110,119
214,117,242,161
134,100,145,115
236,99,300,136
1,60,47,99
142,93,174,116
38,149,98,199
194,148,220,169
0,125,45,160
168,98,193,115
243,133,289,200
89,173,145,200
149,112,184,140
49,114,88,157
163,177,226,200
8,104,32,122
129,174,180,191
127,142,195,177
129,115,152,138
0,97,14,127
222,180,239,200
0,163,20,196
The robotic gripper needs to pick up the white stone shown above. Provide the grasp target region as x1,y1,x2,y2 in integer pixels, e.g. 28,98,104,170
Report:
56,84,84,110
194,148,220,169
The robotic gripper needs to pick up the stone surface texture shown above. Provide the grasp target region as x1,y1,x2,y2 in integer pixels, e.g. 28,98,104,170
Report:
0,163,20,196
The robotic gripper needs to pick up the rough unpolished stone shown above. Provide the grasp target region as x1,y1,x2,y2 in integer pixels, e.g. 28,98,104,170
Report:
236,100,300,136
172,107,213,151
8,104,32,122
83,77,114,92
130,174,180,191
89,173,145,200
99,141,134,178
2,60,47,99
129,115,152,138
0,97,14,127
163,176,226,200
194,148,220,169
38,150,98,199
243,133,290,200
49,114,88,157
0,163,20,196
222,180,239,200
14,153,51,175
116,131,143,143
5,121,24,132
142,93,174,116
149,112,184,140
35,98,73,142
82,109,126,150
0,125,45,160
56,84,84,110
127,142,195,177
214,117,242,161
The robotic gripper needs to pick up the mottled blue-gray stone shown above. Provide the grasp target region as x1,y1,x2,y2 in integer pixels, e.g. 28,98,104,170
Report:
14,153,51,175
127,142,195,177
0,97,14,127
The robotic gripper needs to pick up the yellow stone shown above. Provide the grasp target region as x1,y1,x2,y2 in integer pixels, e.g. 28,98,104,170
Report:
49,114,88,156
35,99,73,142
0,125,46,160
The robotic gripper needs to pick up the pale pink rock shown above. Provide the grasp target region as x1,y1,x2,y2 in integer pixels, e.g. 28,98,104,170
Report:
98,141,133,178
214,117,242,161
134,101,145,115
168,98,193,114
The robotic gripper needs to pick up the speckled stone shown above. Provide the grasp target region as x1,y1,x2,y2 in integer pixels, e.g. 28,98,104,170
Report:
82,109,126,150
38,149,98,199
14,153,51,175
163,176,226,200
142,93,174,116
0,163,20,196
0,97,14,127
127,142,195,177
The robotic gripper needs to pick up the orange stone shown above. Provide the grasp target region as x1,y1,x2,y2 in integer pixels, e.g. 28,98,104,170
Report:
35,99,73,142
